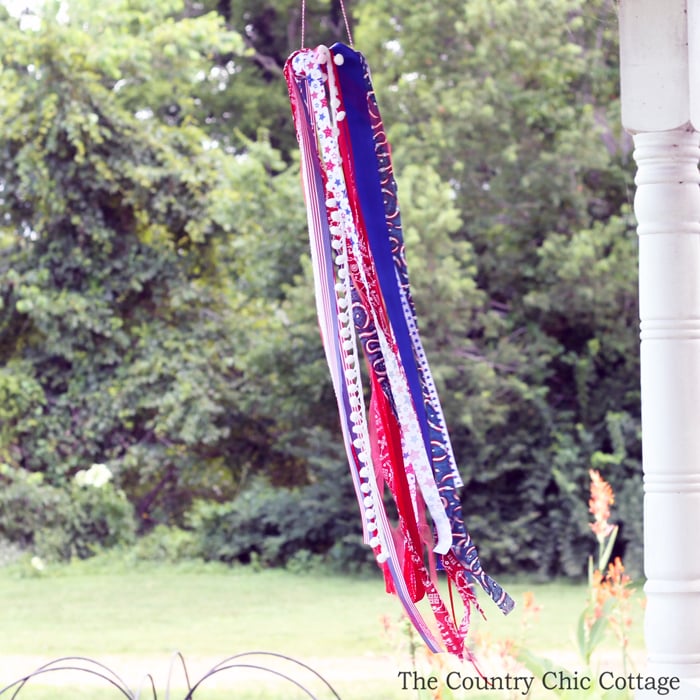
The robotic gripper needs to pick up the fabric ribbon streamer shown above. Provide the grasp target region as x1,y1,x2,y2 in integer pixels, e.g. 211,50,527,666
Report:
284,42,514,661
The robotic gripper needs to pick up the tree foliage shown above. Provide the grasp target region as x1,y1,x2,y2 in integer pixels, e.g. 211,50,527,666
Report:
0,0,642,576
352,0,640,576
0,0,304,526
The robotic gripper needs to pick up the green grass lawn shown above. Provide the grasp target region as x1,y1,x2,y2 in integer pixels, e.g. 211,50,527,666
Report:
0,558,397,657
0,555,646,700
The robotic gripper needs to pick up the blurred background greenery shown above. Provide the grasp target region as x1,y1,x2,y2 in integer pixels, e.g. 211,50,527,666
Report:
0,0,640,581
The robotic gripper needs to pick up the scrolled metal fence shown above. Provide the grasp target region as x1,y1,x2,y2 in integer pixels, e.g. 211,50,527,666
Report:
0,651,343,699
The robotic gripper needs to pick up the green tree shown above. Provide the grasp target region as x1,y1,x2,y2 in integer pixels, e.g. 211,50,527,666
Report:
0,0,306,526
201,0,642,576
352,0,640,576
188,0,356,156
0,0,644,577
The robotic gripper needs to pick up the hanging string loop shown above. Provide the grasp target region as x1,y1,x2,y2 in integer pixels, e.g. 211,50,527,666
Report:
300,0,354,49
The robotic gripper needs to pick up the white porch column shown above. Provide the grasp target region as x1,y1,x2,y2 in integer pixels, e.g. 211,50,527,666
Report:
619,0,700,695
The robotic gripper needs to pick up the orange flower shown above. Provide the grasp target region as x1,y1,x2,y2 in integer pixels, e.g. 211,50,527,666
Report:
588,557,632,624
522,591,542,617
589,469,615,539
380,614,393,634
605,557,632,600
498,638,515,658
607,557,627,583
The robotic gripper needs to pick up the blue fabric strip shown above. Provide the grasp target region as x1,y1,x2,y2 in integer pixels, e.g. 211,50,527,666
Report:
330,44,514,616
330,42,434,471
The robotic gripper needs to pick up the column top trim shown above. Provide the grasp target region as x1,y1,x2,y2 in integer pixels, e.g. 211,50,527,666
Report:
619,0,700,131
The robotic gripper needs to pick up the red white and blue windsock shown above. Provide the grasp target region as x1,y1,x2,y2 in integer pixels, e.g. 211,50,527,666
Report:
284,43,514,660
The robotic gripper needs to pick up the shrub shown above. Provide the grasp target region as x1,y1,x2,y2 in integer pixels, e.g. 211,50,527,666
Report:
62,472,137,559
130,524,200,562
0,463,136,560
0,464,71,548
0,537,24,568
189,466,373,571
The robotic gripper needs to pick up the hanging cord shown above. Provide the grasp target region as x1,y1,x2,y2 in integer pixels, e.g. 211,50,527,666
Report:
339,0,354,47
300,0,354,49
